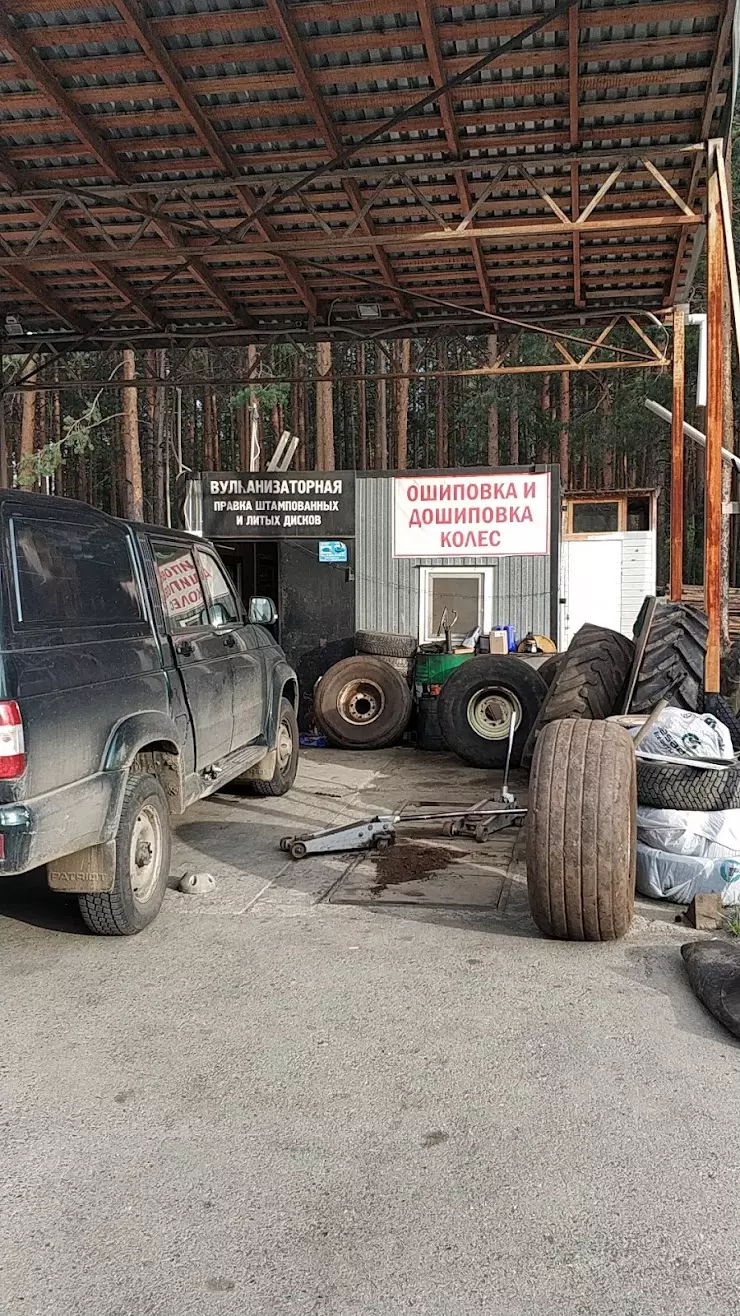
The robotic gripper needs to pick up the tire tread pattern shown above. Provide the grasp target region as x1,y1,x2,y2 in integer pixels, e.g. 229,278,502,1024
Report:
630,601,707,714
527,720,635,941
636,758,740,811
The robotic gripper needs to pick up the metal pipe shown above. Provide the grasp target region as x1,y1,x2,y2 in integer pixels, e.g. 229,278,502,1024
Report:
644,398,740,473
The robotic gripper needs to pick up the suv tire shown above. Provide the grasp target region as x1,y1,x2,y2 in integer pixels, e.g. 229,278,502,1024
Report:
78,773,172,936
250,697,299,797
355,629,417,659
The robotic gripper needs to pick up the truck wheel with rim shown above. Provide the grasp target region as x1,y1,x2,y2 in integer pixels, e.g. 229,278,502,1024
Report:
250,697,299,797
437,655,548,769
78,773,172,936
313,655,412,749
527,719,636,941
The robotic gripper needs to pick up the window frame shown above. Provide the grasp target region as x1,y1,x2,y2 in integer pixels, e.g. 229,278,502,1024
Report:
418,566,493,644
150,537,212,636
6,512,148,637
193,545,244,629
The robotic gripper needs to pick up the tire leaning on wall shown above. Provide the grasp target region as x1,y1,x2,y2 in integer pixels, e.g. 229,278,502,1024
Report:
527,719,636,942
314,655,412,750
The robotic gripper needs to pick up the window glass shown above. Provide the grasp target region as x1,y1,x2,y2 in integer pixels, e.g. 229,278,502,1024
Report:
11,517,143,627
195,550,240,627
428,575,482,638
571,501,619,534
153,542,208,631
627,498,650,532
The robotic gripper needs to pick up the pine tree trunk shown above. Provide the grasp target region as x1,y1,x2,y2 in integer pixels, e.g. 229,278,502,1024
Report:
559,372,570,488
395,339,410,470
487,335,499,466
316,340,334,470
509,377,519,464
122,348,144,520
52,369,61,496
375,345,388,469
154,347,166,523
436,341,447,467
539,374,551,462
19,360,37,489
357,342,367,470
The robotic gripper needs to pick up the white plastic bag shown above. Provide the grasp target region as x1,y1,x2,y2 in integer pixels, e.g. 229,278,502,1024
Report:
637,806,740,860
635,707,733,762
636,842,740,906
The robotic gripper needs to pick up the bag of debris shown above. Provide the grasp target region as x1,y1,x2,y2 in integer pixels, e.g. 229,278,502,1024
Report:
636,842,740,906
635,707,734,762
637,805,740,860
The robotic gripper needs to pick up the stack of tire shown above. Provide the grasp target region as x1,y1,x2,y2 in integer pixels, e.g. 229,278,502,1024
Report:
313,630,416,750
524,599,721,944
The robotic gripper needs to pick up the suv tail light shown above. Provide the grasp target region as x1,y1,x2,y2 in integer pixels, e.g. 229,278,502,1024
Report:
0,702,25,779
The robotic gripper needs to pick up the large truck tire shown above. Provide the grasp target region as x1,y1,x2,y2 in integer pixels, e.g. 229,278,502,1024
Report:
314,655,412,749
527,719,636,941
355,630,417,659
636,758,740,811
630,601,707,714
437,655,547,769
522,624,634,768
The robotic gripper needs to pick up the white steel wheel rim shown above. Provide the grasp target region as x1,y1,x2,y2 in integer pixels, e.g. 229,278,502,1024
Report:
466,688,522,741
337,678,385,726
129,804,163,905
277,717,293,770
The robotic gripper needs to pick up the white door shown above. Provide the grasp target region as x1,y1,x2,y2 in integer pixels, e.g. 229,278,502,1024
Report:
561,538,623,648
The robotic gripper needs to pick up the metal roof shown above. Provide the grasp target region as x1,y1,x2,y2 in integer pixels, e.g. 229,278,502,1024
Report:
0,0,736,347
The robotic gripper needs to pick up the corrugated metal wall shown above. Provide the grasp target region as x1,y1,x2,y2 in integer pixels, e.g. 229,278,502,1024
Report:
356,475,552,638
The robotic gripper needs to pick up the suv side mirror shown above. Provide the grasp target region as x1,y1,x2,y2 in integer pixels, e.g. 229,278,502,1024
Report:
248,595,278,625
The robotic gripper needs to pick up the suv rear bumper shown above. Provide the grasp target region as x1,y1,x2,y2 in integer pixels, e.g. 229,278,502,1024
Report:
0,770,127,876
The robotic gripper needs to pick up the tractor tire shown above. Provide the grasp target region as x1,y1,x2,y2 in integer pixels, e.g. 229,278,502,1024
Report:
313,655,412,750
702,692,740,752
437,655,547,769
636,758,740,811
521,624,635,768
629,601,707,714
355,630,417,659
537,653,565,689
527,719,636,942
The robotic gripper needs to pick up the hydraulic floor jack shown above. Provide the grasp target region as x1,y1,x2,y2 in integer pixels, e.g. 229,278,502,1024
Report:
280,717,527,860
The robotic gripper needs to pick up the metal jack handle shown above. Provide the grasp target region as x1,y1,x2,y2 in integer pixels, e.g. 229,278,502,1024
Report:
500,709,517,806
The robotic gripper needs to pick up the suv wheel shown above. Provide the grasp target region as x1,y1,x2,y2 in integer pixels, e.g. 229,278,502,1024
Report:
250,697,299,797
78,773,172,936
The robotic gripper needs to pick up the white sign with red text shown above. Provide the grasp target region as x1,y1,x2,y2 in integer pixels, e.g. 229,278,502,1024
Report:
393,471,551,558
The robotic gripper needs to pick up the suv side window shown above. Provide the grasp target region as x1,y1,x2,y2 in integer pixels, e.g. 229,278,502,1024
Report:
194,549,241,628
10,516,144,627
152,542,209,632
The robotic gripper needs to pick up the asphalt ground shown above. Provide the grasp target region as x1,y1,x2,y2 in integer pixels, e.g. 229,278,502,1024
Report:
1,748,738,1316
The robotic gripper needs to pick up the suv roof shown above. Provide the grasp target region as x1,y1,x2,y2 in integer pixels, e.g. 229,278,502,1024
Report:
0,489,200,546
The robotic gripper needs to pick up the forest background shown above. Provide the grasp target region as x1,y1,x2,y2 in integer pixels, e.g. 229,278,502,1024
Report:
4,136,739,592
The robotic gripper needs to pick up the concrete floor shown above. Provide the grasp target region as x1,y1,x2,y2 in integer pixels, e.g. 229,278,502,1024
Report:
1,747,739,1316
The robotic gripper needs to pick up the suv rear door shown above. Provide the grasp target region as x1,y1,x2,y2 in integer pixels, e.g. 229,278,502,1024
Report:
193,545,264,751
150,538,234,769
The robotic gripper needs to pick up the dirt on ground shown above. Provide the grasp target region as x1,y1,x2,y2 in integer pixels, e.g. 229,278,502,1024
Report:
369,841,463,895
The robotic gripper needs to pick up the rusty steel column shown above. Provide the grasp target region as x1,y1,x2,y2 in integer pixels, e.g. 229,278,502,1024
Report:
705,140,725,693
670,304,686,602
